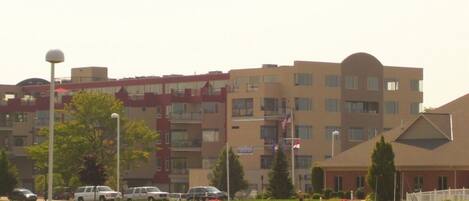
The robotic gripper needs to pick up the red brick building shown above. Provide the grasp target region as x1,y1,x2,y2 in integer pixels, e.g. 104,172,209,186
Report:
319,94,469,200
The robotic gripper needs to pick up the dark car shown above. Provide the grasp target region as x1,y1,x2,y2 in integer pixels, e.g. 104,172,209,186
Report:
185,186,227,201
53,187,74,200
8,188,37,201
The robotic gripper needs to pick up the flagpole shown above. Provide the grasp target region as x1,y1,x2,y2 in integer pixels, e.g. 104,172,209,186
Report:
290,109,295,189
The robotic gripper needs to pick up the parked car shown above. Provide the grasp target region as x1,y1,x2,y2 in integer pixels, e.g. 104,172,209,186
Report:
8,188,37,201
123,186,168,201
185,186,227,201
74,186,122,201
53,187,73,200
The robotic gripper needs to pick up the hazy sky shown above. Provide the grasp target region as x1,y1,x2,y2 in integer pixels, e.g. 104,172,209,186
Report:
0,0,467,107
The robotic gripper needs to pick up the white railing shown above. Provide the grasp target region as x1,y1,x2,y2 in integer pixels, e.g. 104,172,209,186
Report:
407,188,469,201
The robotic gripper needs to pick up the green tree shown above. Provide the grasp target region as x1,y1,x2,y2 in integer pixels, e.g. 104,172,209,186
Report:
0,149,19,196
266,146,294,199
79,155,107,186
311,163,324,193
367,136,396,201
27,91,159,185
210,147,248,198
34,174,65,195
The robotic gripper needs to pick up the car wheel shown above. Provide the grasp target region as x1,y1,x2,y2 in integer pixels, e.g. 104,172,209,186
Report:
148,197,155,201
78,197,84,201
127,199,132,201
99,196,105,201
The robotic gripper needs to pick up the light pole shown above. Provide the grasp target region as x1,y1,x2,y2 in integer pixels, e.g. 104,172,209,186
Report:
331,130,340,157
111,113,120,193
226,142,230,201
45,49,64,201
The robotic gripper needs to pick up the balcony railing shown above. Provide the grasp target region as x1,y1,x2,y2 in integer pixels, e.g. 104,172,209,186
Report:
171,139,202,148
0,121,13,127
169,112,202,121
171,168,188,174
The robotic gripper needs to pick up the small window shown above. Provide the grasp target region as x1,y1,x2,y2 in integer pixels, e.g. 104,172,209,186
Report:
385,101,399,114
367,77,379,91
294,73,313,86
260,155,273,169
410,102,422,115
325,75,339,87
202,102,218,113
385,79,399,91
202,129,219,142
261,126,277,145
410,80,423,92
334,176,343,192
356,176,365,188
13,136,26,147
295,125,312,139
156,158,162,171
414,176,424,192
325,99,339,112
295,155,312,169
165,159,170,171
438,176,448,190
295,98,312,111
232,98,253,117
345,76,358,89
348,128,364,142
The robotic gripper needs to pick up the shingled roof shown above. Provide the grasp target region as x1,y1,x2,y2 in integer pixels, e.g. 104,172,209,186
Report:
319,93,469,169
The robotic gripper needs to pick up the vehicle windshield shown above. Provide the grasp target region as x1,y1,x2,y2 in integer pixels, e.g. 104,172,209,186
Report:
206,187,221,193
146,187,161,192
19,189,33,194
98,186,113,192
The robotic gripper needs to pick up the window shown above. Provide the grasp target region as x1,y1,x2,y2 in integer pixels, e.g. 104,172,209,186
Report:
345,76,359,89
324,155,332,160
261,126,277,145
262,98,279,115
202,129,219,142
202,158,217,169
410,102,422,115
294,73,313,86
171,130,188,146
385,101,399,114
325,75,339,87
295,98,312,111
261,155,273,169
165,159,170,171
348,128,364,142
295,125,312,139
367,77,379,91
232,98,253,117
411,80,423,92
171,158,187,174
334,176,343,192
156,158,162,171
385,79,399,91
438,176,448,190
202,102,218,113
368,128,378,139
356,176,365,188
345,101,379,113
325,99,339,112
171,103,186,113
263,75,279,83
14,136,26,147
15,112,27,122
295,155,312,169
325,126,340,141
414,176,423,192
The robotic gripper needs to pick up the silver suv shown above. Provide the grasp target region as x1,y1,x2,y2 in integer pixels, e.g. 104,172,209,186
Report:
74,186,122,201
123,186,168,201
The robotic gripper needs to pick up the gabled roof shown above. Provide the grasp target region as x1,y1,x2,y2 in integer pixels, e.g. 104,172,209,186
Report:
319,93,469,169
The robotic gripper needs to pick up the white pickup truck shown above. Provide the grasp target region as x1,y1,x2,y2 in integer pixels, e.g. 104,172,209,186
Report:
123,186,169,201
74,186,122,201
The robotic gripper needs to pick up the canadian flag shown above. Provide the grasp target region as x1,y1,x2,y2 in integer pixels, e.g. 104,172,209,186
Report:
292,139,301,149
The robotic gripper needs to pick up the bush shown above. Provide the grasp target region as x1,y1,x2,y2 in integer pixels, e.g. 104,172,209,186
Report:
312,193,323,199
366,193,375,201
344,191,352,199
323,188,333,199
355,187,366,199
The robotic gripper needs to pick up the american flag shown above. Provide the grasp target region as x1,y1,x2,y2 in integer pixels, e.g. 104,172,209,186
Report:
292,139,301,149
281,113,291,130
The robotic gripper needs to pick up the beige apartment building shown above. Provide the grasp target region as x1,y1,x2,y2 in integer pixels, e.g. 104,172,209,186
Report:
220,52,423,192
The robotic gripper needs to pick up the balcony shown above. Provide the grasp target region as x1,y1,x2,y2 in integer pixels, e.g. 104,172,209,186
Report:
0,121,13,129
171,139,202,152
169,112,202,124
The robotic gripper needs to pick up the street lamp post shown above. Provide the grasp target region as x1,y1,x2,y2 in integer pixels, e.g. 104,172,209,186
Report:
331,130,340,157
111,113,120,193
45,49,64,201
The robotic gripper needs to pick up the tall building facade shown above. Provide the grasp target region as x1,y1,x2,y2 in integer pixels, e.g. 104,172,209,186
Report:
0,52,422,193
225,53,422,192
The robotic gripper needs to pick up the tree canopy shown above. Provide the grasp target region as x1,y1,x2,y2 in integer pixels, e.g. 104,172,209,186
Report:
210,147,248,198
367,136,396,201
0,149,19,196
266,146,294,199
27,91,159,187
